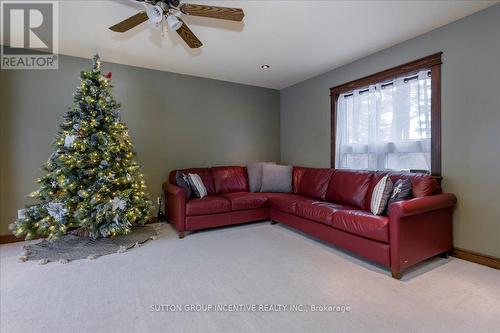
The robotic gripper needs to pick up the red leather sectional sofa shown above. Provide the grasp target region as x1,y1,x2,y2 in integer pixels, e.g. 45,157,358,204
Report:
163,166,456,279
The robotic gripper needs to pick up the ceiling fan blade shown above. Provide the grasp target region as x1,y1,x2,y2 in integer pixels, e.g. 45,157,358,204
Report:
109,11,149,32
176,18,203,48
180,4,244,21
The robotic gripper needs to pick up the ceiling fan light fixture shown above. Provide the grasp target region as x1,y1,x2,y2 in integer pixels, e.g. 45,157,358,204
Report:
166,14,183,31
261,64,271,69
146,4,164,24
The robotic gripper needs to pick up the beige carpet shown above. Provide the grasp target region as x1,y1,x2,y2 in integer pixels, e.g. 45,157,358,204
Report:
1,222,499,333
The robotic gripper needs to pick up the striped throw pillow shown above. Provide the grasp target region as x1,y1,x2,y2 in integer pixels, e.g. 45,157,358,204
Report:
188,173,207,198
370,175,393,215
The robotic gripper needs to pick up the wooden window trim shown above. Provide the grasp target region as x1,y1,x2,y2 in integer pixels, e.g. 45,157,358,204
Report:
330,52,442,176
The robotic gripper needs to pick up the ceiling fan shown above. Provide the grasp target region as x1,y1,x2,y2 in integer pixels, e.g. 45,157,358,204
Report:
109,0,245,48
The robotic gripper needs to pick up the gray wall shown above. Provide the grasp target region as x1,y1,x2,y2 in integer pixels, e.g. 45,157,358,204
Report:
0,54,280,235
280,5,500,258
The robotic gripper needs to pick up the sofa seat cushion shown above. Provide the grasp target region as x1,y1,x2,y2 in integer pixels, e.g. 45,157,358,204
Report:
220,192,269,211
186,196,231,216
295,201,355,226
332,210,389,243
267,193,310,214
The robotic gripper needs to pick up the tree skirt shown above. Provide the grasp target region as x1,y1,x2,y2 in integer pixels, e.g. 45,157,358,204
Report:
20,224,162,264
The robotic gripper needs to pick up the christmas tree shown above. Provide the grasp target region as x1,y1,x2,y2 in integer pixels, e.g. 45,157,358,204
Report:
10,55,152,240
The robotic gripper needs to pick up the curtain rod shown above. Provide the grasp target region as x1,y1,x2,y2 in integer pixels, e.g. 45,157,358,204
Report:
342,71,431,98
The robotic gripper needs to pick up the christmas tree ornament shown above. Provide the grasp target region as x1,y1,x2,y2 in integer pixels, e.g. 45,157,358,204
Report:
46,202,68,222
112,197,126,211
64,134,77,147
17,209,26,219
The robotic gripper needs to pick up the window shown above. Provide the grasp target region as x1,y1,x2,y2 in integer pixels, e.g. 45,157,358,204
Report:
336,70,431,170
330,53,442,176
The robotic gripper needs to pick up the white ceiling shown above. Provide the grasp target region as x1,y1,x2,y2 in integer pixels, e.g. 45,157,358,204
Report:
31,1,500,88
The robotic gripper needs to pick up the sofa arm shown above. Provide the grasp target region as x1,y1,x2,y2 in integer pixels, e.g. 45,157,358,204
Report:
163,182,186,198
388,193,456,278
388,193,457,219
163,182,186,236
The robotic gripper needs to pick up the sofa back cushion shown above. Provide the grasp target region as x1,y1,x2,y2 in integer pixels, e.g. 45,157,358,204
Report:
297,168,334,200
212,166,249,194
292,167,309,194
326,170,373,209
169,168,216,195
364,171,441,211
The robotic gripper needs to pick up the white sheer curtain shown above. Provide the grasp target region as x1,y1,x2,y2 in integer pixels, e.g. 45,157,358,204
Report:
336,70,431,171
